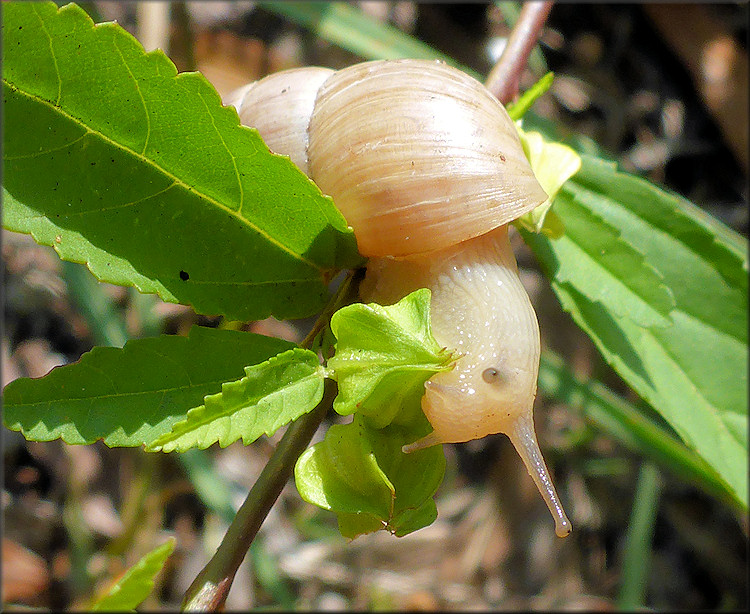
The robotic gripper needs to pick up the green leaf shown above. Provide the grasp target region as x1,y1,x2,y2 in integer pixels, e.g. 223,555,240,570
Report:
2,2,360,321
526,156,748,507
91,538,175,612
507,72,555,121
294,414,445,538
617,463,663,610
328,289,457,429
526,193,676,329
258,2,480,80
148,349,325,453
3,326,294,447
538,349,740,511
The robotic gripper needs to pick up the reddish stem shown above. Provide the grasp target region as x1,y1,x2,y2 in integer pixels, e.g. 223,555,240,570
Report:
485,1,554,104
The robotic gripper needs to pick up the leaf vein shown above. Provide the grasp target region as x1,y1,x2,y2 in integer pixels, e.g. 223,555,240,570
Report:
196,88,244,213
112,35,151,155
559,239,670,324
187,278,322,287
1,80,323,272
53,181,179,218
643,320,745,451
7,381,228,407
3,132,89,160
32,4,62,105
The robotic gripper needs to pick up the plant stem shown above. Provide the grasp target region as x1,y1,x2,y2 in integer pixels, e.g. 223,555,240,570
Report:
181,380,336,611
180,270,360,610
485,0,554,104
300,269,362,348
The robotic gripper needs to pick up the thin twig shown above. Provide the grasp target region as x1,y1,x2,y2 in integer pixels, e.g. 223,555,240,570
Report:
300,269,363,349
485,0,554,104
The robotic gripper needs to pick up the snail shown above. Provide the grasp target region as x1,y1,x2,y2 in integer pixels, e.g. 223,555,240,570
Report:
226,59,571,538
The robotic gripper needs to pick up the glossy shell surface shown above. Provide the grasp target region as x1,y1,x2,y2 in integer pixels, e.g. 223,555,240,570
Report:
227,66,334,174
308,59,547,257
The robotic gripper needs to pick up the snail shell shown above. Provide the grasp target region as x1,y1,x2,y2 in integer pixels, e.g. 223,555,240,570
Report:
227,59,571,537
227,59,547,256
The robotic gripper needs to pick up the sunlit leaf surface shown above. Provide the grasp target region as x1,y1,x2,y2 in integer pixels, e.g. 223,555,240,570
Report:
3,327,294,447
2,2,360,321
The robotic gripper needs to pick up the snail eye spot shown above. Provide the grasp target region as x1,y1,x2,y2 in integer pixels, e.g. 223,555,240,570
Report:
482,367,504,385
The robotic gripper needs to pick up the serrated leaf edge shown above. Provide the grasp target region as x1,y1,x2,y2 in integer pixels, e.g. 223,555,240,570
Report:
3,3,324,272
553,282,747,506
147,348,324,452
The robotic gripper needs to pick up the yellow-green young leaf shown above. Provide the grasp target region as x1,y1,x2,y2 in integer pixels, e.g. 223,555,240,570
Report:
3,327,294,447
2,2,360,322
515,127,582,237
506,71,555,121
328,289,457,429
525,155,748,508
148,349,325,453
91,539,175,612
294,414,445,538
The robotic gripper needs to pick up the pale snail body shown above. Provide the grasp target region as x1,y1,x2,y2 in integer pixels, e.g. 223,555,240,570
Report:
361,227,570,537
227,59,571,537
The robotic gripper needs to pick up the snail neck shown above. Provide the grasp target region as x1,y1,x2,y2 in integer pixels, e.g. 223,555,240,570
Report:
362,226,539,377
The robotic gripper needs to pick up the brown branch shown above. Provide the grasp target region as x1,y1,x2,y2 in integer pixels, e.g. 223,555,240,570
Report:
485,0,554,104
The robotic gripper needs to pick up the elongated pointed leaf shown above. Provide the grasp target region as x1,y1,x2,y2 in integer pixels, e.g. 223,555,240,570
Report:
525,156,748,507
526,190,676,328
148,349,325,453
507,72,555,121
2,2,360,321
538,349,739,511
91,539,175,612
328,289,457,429
3,326,294,447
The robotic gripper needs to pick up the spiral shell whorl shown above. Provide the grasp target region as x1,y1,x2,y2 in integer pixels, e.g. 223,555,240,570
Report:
308,60,547,257
227,66,334,175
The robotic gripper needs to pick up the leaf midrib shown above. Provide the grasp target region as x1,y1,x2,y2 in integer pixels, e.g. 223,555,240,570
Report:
560,283,747,483
562,187,747,343
558,240,670,326
557,210,674,324
2,78,325,273
5,378,229,407
647,310,747,448
568,175,749,297
170,372,322,434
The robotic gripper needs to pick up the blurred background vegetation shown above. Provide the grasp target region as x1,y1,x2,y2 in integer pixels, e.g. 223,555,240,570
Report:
3,2,747,610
